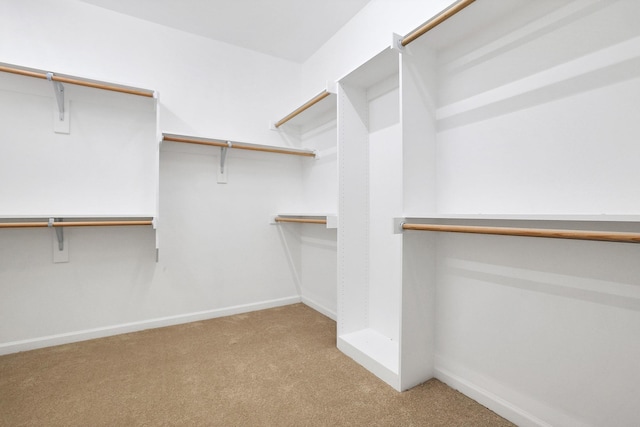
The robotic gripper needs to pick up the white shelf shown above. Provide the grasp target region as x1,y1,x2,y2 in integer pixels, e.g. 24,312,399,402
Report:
339,48,398,90
276,212,335,217
0,61,155,98
273,213,338,229
279,92,337,132
403,214,640,223
0,214,155,220
162,133,315,158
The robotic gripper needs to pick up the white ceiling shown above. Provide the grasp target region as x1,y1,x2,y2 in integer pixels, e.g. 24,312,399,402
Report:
78,0,372,63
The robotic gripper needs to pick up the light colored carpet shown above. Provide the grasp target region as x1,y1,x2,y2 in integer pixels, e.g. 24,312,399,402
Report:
0,303,514,426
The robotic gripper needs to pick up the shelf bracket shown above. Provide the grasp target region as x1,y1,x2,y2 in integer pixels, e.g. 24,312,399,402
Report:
217,141,231,184
49,218,70,263
47,72,70,134
392,33,404,52
47,72,65,121
49,217,64,250
393,217,406,234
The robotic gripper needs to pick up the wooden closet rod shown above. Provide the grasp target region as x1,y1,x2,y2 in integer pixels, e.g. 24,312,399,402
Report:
401,223,640,244
163,134,316,158
0,220,153,229
401,0,476,46
275,217,327,225
274,90,331,128
0,64,154,98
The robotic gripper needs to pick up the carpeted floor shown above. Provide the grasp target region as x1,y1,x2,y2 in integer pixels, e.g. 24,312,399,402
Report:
0,303,514,426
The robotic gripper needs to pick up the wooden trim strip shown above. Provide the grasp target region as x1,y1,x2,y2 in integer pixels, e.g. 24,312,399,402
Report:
231,142,316,157
401,223,640,244
162,135,228,148
274,90,331,128
0,222,49,228
275,217,327,225
0,64,154,98
401,0,476,46
162,134,316,158
52,220,154,227
0,220,153,229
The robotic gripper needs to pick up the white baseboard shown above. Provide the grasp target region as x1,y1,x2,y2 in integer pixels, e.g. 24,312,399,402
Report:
434,366,552,427
0,296,301,356
301,296,337,321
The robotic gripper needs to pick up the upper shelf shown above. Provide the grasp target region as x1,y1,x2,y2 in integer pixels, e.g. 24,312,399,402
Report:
162,133,316,158
272,88,337,132
0,216,155,229
403,214,640,223
399,0,477,48
0,62,156,98
339,48,399,90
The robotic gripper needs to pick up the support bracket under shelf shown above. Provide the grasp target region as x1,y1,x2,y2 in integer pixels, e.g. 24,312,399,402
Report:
49,218,69,263
217,142,231,184
46,72,70,134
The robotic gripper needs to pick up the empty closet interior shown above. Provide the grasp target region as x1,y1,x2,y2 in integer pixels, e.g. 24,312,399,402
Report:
2,0,639,426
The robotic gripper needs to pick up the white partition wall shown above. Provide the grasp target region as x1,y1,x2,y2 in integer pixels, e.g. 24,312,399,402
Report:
337,45,440,391
337,48,407,389
398,0,640,424
273,90,339,319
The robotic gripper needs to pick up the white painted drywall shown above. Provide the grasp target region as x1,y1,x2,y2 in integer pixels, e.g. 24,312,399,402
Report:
4,1,637,425
400,0,640,425
433,230,640,426
299,0,454,98
0,0,304,351
0,0,302,146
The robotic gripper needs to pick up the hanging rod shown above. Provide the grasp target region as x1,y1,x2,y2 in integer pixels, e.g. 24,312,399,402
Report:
401,223,640,244
0,63,155,98
163,133,316,158
400,0,476,46
274,217,328,225
274,90,331,128
0,220,153,229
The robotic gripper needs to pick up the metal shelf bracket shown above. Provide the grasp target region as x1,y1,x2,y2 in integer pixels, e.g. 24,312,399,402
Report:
49,217,64,250
46,72,65,121
217,141,232,184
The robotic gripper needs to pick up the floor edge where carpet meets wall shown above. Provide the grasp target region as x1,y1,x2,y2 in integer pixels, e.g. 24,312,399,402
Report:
0,296,302,355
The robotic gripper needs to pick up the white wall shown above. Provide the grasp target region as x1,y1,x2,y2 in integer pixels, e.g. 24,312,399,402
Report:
5,0,635,425
0,0,302,145
399,0,640,425
0,0,305,352
433,229,640,426
272,96,339,320
299,0,453,98
0,72,157,216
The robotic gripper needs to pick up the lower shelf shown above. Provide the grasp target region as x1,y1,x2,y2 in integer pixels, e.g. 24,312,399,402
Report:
338,328,400,390
272,213,338,229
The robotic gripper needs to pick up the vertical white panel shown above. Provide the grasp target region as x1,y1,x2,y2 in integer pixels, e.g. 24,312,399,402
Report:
398,46,439,390
400,44,437,215
368,85,402,342
400,231,436,391
337,83,370,335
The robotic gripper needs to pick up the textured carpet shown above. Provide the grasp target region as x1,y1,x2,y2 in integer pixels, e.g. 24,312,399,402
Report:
0,303,514,426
